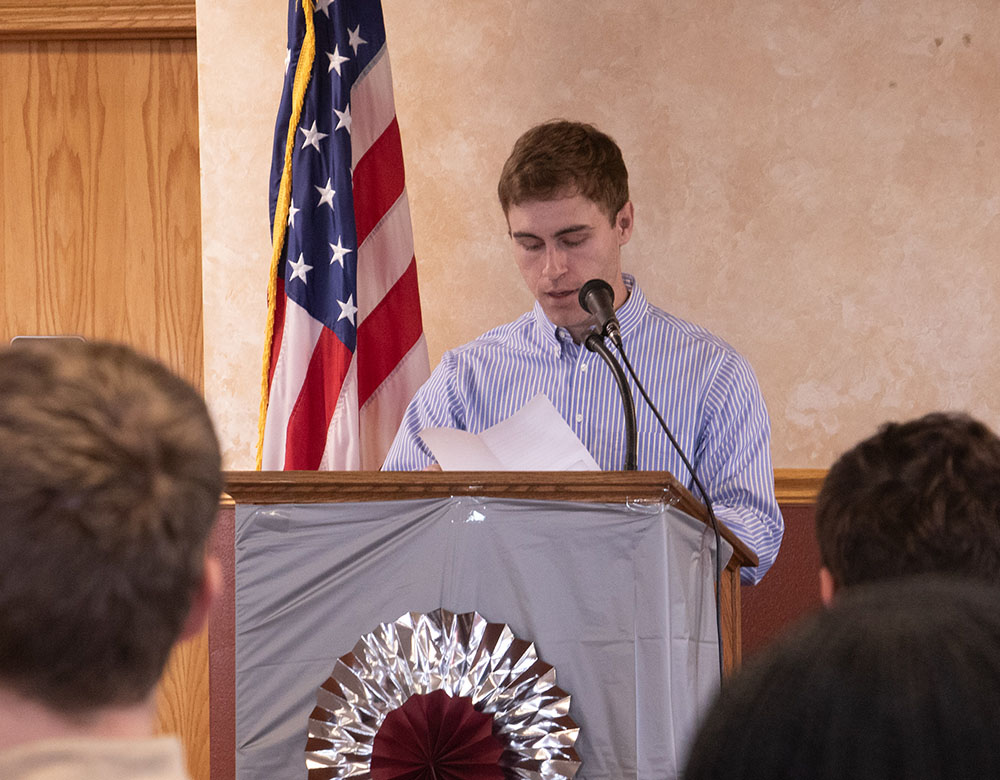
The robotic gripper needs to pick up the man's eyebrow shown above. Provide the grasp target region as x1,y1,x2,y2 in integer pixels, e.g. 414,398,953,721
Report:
510,224,591,240
554,224,591,237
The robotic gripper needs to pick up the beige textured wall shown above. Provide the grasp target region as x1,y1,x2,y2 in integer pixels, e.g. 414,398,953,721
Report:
197,0,1000,469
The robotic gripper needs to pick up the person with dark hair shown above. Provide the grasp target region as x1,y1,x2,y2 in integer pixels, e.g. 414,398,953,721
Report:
384,119,783,583
0,339,223,779
815,412,1000,603
683,577,1000,779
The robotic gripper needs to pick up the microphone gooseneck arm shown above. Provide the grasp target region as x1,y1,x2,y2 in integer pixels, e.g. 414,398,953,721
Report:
584,333,637,471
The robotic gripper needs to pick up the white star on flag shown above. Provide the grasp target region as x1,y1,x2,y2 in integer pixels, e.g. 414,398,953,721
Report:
288,253,313,284
315,178,336,209
314,0,335,17
337,294,358,325
334,105,352,134
287,197,300,227
327,45,349,76
300,120,329,151
348,25,366,55
329,237,352,266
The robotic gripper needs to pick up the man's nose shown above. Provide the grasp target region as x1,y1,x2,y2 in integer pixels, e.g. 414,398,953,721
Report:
542,246,569,277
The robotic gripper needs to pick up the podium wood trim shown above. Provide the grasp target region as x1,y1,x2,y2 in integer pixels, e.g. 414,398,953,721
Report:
0,0,196,40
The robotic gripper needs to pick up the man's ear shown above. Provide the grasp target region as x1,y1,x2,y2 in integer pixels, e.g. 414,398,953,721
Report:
616,201,635,244
819,566,837,607
179,555,223,642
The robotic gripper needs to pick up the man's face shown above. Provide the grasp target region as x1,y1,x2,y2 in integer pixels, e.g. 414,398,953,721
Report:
507,193,633,341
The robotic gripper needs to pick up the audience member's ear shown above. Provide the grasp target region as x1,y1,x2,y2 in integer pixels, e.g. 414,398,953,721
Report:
179,555,223,642
819,566,836,606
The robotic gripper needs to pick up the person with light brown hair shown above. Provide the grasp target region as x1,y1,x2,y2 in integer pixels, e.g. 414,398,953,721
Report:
384,119,783,584
0,339,223,780
814,411,1000,603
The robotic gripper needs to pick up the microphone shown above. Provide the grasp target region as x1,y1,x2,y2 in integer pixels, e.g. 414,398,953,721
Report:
578,279,622,347
578,278,635,469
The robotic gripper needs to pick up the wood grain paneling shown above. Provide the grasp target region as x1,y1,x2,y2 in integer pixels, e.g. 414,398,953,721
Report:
1,33,206,780
0,38,203,387
0,0,195,40
156,629,210,779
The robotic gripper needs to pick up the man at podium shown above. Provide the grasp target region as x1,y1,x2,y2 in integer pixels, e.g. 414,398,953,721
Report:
383,120,783,583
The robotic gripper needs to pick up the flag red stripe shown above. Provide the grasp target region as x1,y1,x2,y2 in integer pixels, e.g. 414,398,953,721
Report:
357,256,423,407
282,329,353,469
267,276,288,386
352,117,405,246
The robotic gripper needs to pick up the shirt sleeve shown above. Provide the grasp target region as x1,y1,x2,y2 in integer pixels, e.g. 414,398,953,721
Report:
695,351,784,584
381,351,465,470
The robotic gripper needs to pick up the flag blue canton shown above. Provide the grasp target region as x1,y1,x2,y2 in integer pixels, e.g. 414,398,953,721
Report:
269,0,389,353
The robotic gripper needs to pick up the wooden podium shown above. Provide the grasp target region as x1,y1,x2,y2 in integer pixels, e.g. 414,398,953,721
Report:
210,470,758,780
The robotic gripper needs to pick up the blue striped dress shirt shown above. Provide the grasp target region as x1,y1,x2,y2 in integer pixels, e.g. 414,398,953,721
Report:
383,275,783,583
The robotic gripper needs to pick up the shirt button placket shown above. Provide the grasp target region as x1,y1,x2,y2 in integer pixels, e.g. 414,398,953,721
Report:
572,353,590,429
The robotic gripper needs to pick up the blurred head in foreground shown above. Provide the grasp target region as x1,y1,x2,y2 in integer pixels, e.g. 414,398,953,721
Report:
0,339,222,743
684,577,1000,780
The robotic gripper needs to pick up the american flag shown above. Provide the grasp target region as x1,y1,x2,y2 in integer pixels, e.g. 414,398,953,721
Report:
258,0,429,470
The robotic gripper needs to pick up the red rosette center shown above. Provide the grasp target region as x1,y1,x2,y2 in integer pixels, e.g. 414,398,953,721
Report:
370,689,504,780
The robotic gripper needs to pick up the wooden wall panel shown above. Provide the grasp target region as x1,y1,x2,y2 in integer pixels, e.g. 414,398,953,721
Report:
156,629,211,779
1,21,207,780
0,38,202,387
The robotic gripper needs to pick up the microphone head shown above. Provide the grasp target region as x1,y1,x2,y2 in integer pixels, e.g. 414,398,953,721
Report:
578,278,615,315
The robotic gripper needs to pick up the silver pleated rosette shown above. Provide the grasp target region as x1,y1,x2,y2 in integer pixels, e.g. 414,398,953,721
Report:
305,608,581,779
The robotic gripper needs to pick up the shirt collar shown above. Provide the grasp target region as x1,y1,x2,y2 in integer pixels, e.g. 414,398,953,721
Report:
530,301,576,354
615,274,647,338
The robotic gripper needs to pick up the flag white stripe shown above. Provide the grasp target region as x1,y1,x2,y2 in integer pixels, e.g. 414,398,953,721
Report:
262,297,324,469
359,334,431,469
356,190,416,323
351,45,397,169
320,354,361,470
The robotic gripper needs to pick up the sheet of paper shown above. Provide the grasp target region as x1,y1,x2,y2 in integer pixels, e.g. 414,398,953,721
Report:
416,427,504,471
418,393,600,471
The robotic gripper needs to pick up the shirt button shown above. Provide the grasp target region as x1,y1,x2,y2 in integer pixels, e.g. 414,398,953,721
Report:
575,413,583,423
580,364,588,372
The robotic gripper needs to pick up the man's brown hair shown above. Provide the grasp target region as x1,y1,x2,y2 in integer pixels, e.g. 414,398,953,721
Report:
0,340,222,713
815,412,1000,589
497,120,629,223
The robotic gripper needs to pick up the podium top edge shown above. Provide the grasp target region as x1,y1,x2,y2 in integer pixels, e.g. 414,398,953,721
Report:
221,470,759,569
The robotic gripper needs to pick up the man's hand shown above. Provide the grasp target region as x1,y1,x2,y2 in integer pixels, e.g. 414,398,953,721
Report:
423,462,442,472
